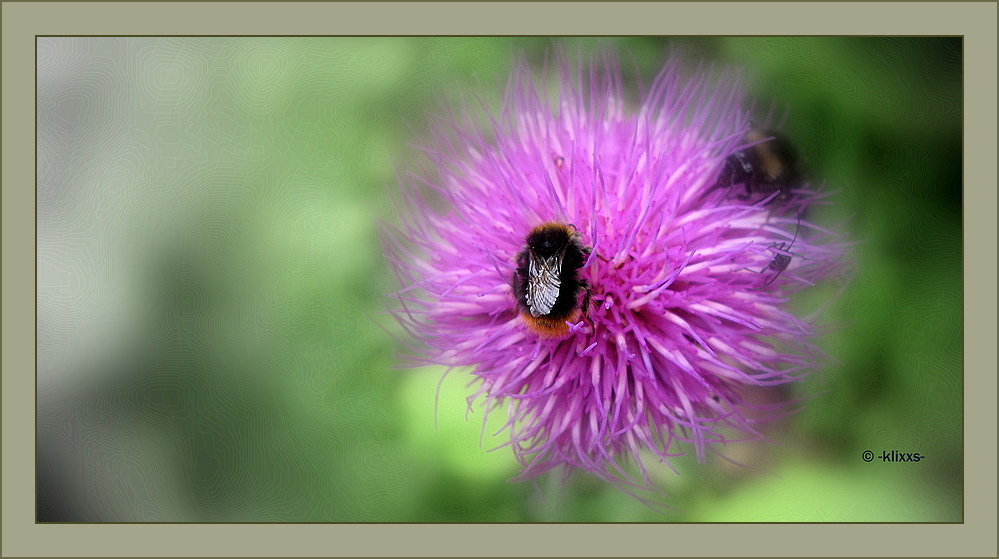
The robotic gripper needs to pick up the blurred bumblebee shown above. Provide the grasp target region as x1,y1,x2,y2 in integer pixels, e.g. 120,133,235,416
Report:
712,127,805,204
512,222,591,338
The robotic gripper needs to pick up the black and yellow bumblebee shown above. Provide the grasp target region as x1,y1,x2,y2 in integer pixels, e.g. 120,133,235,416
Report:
713,127,805,203
512,222,591,338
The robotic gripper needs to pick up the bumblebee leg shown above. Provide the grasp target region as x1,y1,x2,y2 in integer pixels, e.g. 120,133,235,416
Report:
580,280,596,331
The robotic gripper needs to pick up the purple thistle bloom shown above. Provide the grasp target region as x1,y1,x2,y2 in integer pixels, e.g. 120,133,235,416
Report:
384,49,850,501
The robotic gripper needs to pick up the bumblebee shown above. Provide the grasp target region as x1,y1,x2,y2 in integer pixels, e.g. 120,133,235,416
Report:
512,222,591,338
714,127,804,203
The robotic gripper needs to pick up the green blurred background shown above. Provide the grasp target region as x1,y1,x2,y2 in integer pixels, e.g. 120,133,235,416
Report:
36,37,961,522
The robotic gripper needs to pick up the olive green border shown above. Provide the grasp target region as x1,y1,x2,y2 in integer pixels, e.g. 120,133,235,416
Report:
4,2,995,557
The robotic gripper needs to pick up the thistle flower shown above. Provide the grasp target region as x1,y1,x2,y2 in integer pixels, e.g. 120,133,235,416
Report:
384,49,849,501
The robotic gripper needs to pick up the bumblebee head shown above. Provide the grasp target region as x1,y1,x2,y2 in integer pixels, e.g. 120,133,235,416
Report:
525,222,575,258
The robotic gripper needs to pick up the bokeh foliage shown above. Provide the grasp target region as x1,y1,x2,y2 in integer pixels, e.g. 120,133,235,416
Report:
36,37,961,522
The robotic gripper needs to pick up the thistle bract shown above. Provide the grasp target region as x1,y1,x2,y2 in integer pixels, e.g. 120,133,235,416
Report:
384,49,849,499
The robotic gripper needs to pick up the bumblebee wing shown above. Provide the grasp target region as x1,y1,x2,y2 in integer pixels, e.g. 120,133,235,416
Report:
526,250,563,317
